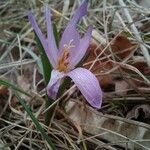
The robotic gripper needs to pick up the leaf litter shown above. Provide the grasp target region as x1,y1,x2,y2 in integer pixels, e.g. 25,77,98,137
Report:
0,0,150,150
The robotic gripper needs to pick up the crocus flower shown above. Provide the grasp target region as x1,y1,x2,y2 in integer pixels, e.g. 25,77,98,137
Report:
28,0,102,108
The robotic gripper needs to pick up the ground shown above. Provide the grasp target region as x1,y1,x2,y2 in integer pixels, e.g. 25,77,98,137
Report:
0,0,150,150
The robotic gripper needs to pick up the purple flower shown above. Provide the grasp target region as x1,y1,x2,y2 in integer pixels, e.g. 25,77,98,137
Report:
28,0,102,109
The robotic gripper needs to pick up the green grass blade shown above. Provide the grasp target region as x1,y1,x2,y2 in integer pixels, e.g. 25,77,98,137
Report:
0,79,31,97
15,93,56,150
53,24,60,47
35,33,54,125
35,34,52,84
34,24,60,125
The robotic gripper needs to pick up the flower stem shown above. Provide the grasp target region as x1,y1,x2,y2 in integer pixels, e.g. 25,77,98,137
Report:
45,96,55,125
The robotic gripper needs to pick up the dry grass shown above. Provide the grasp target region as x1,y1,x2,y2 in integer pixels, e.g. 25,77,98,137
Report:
0,0,150,149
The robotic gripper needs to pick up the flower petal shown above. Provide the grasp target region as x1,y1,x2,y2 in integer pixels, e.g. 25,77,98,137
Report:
58,0,88,53
70,25,92,67
45,5,58,67
47,70,64,99
67,67,102,109
28,11,48,55
68,0,88,26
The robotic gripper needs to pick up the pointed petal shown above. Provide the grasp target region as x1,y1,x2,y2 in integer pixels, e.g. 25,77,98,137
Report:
68,0,88,26
45,5,58,67
58,0,88,53
47,70,64,99
70,25,92,67
67,68,102,109
28,11,48,55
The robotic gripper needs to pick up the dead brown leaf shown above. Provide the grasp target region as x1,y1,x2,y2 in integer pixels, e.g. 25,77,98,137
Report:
17,75,30,101
115,80,129,96
126,104,150,120
67,101,150,149
85,35,149,94
0,85,8,96
111,35,136,60
84,35,134,89
85,41,114,88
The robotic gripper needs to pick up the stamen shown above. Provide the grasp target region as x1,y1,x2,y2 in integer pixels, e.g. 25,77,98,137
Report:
63,39,75,50
57,40,76,72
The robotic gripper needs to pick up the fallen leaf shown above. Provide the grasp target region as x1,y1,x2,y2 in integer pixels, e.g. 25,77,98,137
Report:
126,104,150,121
0,85,8,96
84,35,148,94
85,41,114,88
115,80,129,96
17,75,30,101
66,100,150,150
111,35,136,60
